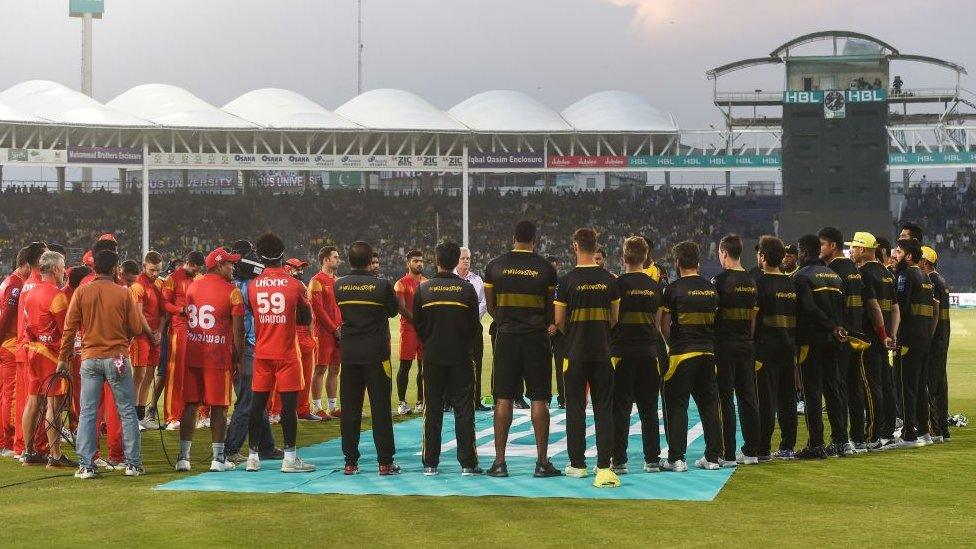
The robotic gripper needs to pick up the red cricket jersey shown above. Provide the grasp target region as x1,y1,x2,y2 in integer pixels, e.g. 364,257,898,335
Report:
130,273,165,331
395,273,425,330
184,273,244,370
161,268,196,327
308,271,342,335
15,270,42,361
0,272,24,355
22,280,68,357
248,266,309,361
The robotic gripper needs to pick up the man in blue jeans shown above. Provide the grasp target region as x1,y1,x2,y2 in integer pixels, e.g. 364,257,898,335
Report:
58,249,156,478
225,241,281,463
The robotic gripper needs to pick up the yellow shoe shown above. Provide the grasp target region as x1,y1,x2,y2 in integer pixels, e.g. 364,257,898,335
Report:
593,467,621,488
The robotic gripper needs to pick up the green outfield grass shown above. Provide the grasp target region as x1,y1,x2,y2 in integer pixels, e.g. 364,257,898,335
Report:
1,312,973,547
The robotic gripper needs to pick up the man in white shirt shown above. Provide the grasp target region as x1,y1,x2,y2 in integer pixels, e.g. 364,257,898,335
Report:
455,247,489,411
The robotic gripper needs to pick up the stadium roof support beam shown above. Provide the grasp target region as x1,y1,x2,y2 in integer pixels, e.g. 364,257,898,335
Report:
769,30,899,57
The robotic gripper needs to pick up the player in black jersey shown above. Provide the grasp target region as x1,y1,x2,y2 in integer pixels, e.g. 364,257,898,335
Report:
546,256,566,410
892,238,937,447
554,228,620,488
920,246,951,442
848,232,898,450
412,241,483,477
754,236,798,460
793,234,848,459
610,237,664,474
711,235,760,466
660,241,723,472
820,227,880,454
782,244,798,276
484,221,561,478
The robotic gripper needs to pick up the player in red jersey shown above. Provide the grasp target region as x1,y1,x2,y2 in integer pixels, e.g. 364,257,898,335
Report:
246,233,315,473
127,252,167,430
20,251,75,468
394,250,426,414
283,258,320,421
308,246,342,419
161,251,205,429
174,247,244,473
13,242,48,459
0,248,29,456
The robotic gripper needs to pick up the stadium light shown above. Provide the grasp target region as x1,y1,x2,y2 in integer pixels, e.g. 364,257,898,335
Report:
70,0,104,189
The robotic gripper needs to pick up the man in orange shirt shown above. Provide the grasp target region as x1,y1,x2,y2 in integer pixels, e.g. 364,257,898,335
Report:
58,249,156,479
0,247,28,457
308,246,341,419
175,247,244,472
128,251,166,430
161,251,204,429
20,251,74,468
13,241,47,459
395,250,426,414
246,233,315,473
284,258,319,421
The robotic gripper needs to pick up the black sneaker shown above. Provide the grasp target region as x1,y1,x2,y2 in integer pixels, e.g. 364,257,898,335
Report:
534,460,562,478
795,446,827,460
461,466,484,476
486,461,509,477
21,451,47,466
259,447,285,460
47,454,77,469
823,443,841,458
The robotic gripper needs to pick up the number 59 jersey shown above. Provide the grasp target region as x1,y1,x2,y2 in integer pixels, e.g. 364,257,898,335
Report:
248,266,310,361
185,273,245,370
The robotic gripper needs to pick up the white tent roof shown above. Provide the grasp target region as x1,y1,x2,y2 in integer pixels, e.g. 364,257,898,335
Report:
0,102,47,124
222,88,361,130
0,80,153,127
561,91,677,133
108,84,257,129
448,90,573,133
336,89,467,132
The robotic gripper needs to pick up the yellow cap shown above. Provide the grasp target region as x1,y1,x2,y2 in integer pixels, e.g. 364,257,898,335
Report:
921,246,938,264
844,231,878,249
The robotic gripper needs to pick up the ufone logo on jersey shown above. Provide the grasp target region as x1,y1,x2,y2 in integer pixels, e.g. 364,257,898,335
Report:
254,278,288,287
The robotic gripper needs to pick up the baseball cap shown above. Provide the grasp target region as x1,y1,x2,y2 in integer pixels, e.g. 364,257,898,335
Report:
284,258,308,270
921,246,938,264
98,233,117,242
844,231,878,249
204,247,242,269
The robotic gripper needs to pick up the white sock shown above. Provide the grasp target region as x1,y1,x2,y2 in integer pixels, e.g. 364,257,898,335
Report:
248,449,259,460
312,399,322,411
328,398,337,411
179,440,192,461
284,447,297,460
212,443,225,462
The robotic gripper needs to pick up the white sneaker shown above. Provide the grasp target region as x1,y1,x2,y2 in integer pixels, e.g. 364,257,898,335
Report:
796,400,806,414
919,434,934,446
414,403,424,414
397,401,410,415
74,466,98,479
165,421,180,431
94,457,121,471
210,459,236,472
281,456,316,473
269,414,281,425
736,452,759,465
662,459,688,472
695,457,720,470
124,464,145,477
0,448,14,458
246,455,260,472
564,465,589,478
175,459,191,472
718,458,738,468
139,418,159,431
196,417,211,429
643,458,665,473
900,438,924,449
931,435,944,444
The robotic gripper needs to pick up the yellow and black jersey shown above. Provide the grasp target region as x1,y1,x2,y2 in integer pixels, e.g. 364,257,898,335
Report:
412,272,481,365
929,270,950,347
711,268,757,343
334,270,399,364
896,265,935,350
828,256,866,334
611,271,662,358
484,250,556,335
755,272,797,362
793,260,844,346
860,261,895,342
555,265,619,362
663,275,718,355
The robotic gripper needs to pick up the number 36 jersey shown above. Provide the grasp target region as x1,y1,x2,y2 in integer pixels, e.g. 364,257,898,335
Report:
248,266,309,361
185,273,244,370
